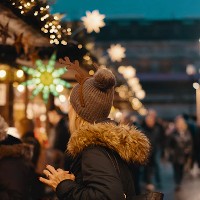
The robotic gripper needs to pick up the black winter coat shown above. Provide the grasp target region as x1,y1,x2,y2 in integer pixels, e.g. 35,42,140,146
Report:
0,135,39,200
168,129,193,164
56,122,150,200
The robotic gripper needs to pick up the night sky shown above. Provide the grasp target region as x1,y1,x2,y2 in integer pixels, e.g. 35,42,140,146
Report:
51,0,200,20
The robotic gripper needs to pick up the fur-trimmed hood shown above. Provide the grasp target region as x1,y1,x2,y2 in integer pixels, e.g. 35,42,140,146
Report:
67,122,150,164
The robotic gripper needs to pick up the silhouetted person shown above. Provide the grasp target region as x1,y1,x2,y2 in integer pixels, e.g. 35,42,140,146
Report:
48,107,72,170
16,118,40,167
48,107,70,152
168,115,193,191
142,112,163,190
0,115,37,200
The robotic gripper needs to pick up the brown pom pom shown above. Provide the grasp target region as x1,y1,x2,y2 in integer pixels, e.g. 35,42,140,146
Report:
93,68,116,91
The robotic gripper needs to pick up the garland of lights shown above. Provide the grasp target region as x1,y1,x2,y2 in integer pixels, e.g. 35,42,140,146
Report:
21,53,71,103
6,0,70,45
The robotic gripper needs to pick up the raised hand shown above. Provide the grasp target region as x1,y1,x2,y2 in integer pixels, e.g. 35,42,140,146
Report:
39,165,75,191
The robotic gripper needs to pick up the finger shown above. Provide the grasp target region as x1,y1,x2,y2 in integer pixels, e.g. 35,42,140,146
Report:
39,177,52,186
70,174,75,181
46,165,57,174
43,169,51,178
57,168,64,172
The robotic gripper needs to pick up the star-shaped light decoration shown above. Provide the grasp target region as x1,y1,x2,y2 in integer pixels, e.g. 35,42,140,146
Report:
81,10,105,33
107,44,126,62
21,53,71,103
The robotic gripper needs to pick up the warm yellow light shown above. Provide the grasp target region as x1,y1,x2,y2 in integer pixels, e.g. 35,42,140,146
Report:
78,44,83,49
83,55,90,61
0,70,6,78
81,10,105,33
193,82,200,90
61,40,67,45
123,66,136,79
135,90,146,99
131,98,142,110
132,84,142,92
118,66,125,74
107,44,126,62
85,43,94,50
59,95,66,102
50,35,55,39
115,111,122,119
17,85,25,93
13,82,18,87
40,114,46,122
138,107,147,116
89,70,94,75
56,85,64,92
54,39,59,45
16,70,24,78
127,78,139,86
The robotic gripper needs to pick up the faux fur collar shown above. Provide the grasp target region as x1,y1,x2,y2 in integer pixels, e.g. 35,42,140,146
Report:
67,122,150,164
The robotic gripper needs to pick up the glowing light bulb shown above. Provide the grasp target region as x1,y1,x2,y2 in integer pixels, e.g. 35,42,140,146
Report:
17,85,25,93
0,70,6,78
16,70,24,78
193,82,200,90
56,85,64,92
59,95,66,102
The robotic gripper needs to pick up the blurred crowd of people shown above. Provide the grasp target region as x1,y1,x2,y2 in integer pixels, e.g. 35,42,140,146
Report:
121,109,200,194
0,107,200,199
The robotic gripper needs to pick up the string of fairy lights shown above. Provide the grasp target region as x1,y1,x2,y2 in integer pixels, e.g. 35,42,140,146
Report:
7,0,69,45
116,65,147,115
1,1,147,115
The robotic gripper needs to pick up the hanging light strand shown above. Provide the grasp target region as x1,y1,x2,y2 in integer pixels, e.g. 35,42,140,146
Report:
8,0,69,46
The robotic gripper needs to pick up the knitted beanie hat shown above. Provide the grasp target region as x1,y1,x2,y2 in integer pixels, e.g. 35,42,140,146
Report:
59,57,116,123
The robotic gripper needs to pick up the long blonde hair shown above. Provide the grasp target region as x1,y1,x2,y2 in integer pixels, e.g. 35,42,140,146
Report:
68,104,90,134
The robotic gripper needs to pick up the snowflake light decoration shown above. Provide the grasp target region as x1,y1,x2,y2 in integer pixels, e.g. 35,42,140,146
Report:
81,10,105,33
21,53,71,103
107,44,126,62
